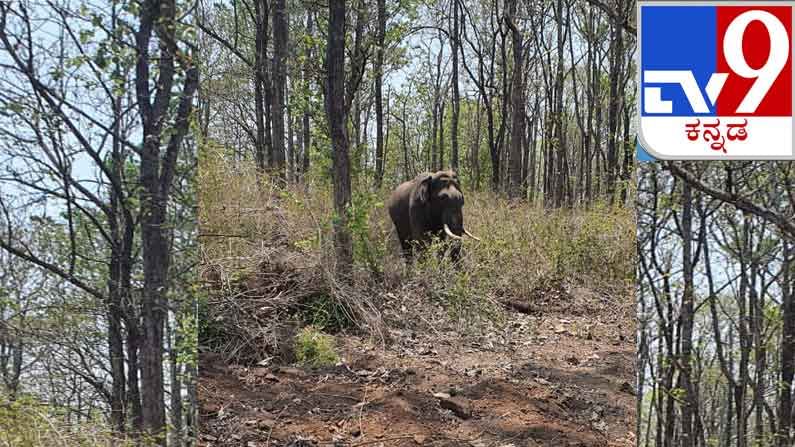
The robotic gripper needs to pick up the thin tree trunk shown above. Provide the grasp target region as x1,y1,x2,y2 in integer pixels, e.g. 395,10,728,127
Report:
506,0,523,199
439,101,446,170
272,0,288,180
450,0,460,171
779,240,794,446
680,178,695,447
301,10,312,179
605,0,624,203
168,314,183,447
287,80,295,182
374,0,386,187
254,0,269,172
325,0,353,277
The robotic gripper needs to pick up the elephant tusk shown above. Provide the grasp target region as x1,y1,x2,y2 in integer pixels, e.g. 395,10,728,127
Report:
463,229,481,241
444,224,464,240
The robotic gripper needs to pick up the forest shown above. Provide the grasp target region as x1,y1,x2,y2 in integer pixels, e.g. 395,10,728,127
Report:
0,1,198,445
197,0,638,445
638,162,795,447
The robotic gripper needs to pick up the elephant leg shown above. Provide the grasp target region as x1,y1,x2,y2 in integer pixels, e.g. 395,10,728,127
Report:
399,239,414,264
450,242,462,265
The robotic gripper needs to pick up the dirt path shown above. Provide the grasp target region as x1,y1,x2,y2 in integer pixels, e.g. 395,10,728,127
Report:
199,283,635,447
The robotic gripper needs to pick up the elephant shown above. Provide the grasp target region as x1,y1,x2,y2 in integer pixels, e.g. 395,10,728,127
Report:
386,170,480,262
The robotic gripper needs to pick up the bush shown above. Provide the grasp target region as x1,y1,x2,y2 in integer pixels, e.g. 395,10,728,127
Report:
294,326,339,367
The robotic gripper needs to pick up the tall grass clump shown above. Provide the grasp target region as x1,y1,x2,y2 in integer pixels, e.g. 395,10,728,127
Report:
405,195,634,328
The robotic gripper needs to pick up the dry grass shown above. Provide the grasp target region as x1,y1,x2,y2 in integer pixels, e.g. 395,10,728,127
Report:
198,147,635,364
0,395,141,447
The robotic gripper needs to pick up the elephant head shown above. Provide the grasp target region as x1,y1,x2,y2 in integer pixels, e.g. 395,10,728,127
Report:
410,170,480,243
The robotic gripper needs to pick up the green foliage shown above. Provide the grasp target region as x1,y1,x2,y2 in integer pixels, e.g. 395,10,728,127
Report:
347,191,389,276
294,326,339,367
533,204,635,286
299,295,354,332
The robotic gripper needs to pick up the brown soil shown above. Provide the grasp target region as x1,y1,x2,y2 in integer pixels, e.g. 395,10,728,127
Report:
199,282,635,447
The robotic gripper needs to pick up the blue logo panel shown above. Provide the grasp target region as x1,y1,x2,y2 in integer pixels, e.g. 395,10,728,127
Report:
641,6,717,116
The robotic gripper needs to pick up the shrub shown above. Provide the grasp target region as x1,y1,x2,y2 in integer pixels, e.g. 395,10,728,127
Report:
294,326,339,367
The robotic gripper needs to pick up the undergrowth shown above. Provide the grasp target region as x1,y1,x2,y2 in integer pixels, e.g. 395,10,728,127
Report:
198,148,635,363
0,394,139,447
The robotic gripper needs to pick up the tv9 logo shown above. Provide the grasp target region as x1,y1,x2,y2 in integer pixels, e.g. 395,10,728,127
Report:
639,4,793,159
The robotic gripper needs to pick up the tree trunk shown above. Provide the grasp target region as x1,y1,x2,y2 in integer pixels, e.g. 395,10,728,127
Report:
168,314,183,447
553,0,566,208
779,241,794,446
254,0,269,172
125,307,143,432
134,1,199,442
680,178,695,447
287,83,295,182
506,0,524,199
439,101,446,170
302,10,312,179
325,0,353,277
374,0,385,187
605,2,624,203
272,0,288,181
107,39,127,432
450,0,460,171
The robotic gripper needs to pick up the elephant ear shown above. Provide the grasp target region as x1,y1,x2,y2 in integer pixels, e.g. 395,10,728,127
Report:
413,174,433,206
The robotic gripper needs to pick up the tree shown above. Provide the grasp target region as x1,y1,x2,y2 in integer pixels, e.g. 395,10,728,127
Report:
374,0,387,188
272,0,288,180
505,0,524,198
134,1,199,441
326,0,353,275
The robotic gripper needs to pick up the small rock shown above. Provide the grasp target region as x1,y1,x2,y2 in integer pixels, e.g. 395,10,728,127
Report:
413,434,427,444
433,392,451,399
